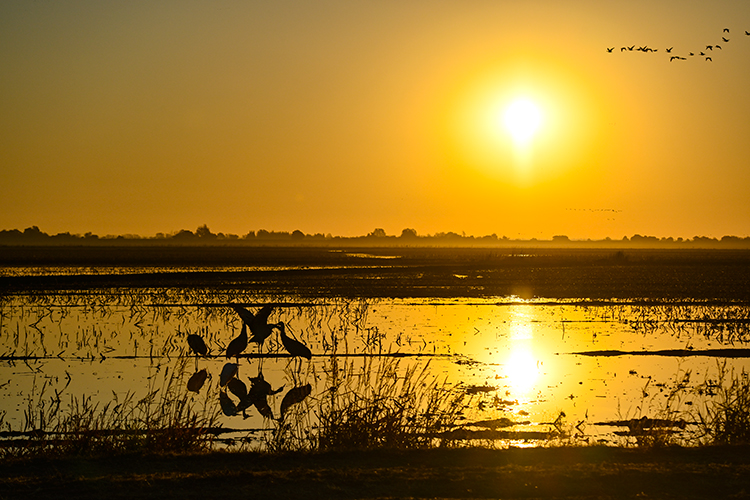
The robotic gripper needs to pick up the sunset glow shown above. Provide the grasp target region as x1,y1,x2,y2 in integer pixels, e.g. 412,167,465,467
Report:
0,1,749,239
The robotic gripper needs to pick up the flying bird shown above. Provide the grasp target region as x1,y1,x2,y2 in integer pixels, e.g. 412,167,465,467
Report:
722,37,729,42
276,322,312,360
607,47,614,52
706,45,713,50
745,31,750,36
724,28,730,33
715,44,722,49
232,304,276,353
666,47,673,53
706,56,713,61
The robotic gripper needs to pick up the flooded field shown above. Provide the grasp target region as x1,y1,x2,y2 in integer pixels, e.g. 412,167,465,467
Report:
1,247,750,452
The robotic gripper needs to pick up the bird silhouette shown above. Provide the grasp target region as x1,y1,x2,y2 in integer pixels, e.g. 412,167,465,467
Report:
226,322,248,360
232,304,276,354
227,377,248,401
280,384,313,420
666,47,673,53
276,321,312,360
219,390,238,416
715,44,722,49
240,372,284,419
220,362,239,387
607,47,614,52
745,30,750,36
724,28,730,33
706,45,713,50
706,56,713,61
187,368,209,392
722,37,729,42
187,333,208,357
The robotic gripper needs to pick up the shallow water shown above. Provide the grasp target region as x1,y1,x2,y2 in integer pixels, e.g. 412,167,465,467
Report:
2,285,749,448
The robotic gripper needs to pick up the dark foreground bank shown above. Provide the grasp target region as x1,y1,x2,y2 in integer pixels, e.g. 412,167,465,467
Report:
2,446,750,499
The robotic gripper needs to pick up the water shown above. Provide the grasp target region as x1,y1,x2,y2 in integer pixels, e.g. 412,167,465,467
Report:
2,283,749,448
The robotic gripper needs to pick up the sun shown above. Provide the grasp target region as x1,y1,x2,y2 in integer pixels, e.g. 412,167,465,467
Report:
502,98,543,146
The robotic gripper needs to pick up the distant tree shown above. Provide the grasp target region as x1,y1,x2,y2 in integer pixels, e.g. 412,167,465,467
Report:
291,229,305,240
434,231,462,240
51,232,78,241
23,226,48,241
244,230,256,239
368,228,387,238
399,228,418,239
257,229,270,238
552,235,570,242
0,229,22,241
195,224,216,239
172,229,195,239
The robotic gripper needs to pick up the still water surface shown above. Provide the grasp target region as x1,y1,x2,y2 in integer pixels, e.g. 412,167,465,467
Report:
2,279,749,448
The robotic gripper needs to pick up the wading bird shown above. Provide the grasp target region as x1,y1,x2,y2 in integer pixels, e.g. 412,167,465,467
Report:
232,304,276,355
226,323,248,360
187,333,208,357
276,321,312,360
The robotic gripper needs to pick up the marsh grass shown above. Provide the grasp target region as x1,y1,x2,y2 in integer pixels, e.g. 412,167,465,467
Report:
0,358,220,459
693,361,750,445
314,357,467,451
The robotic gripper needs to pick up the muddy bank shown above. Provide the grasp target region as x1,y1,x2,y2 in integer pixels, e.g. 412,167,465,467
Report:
3,446,750,499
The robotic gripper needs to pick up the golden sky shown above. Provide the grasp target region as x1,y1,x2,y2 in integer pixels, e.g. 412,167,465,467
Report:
1,1,749,239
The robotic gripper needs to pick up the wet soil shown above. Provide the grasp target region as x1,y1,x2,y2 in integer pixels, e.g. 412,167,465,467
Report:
2,446,750,499
2,246,750,300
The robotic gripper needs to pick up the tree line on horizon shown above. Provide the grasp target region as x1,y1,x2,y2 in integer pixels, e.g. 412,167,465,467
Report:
1,225,749,247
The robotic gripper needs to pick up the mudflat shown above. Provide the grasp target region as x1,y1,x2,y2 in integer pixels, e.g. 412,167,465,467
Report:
3,446,750,499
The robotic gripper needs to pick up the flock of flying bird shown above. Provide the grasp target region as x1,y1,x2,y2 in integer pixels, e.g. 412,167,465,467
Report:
185,304,313,419
607,28,750,62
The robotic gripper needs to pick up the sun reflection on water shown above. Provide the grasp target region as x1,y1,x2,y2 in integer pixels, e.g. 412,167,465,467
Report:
504,344,539,395
502,306,541,397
